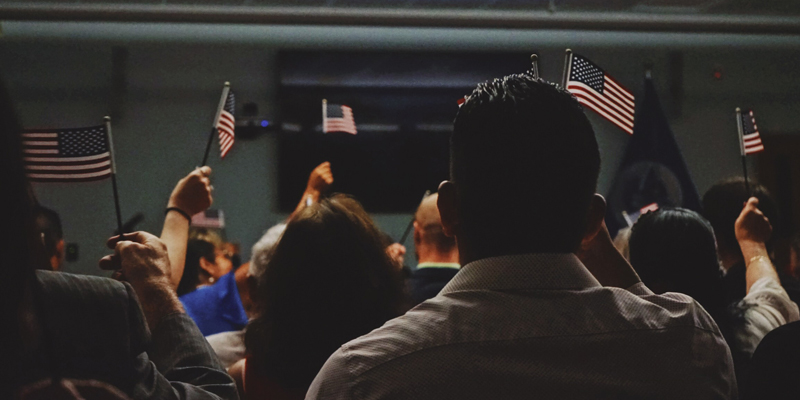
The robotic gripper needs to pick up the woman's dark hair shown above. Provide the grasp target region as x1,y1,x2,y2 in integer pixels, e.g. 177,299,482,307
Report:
629,208,724,314
244,194,406,389
177,239,216,296
0,77,50,396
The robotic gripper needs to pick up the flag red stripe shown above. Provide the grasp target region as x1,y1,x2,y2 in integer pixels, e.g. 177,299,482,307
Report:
568,82,634,120
27,168,112,180
604,75,635,102
568,86,635,129
24,152,110,163
744,145,764,154
602,84,636,114
26,159,111,171
571,93,634,135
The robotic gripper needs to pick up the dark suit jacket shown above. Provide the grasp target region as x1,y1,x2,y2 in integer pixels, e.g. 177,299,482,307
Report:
409,267,459,305
20,270,238,400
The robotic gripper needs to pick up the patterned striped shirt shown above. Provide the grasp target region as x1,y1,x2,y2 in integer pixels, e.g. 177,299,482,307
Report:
307,253,737,399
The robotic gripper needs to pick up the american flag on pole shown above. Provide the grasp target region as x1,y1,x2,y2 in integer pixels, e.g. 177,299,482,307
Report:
566,53,636,135
740,109,764,155
216,90,235,158
322,100,357,135
22,125,113,182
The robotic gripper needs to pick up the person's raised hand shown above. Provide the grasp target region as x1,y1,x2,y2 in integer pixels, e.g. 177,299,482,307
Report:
386,243,406,270
306,162,334,196
167,166,213,217
99,231,182,328
100,231,172,287
735,197,773,245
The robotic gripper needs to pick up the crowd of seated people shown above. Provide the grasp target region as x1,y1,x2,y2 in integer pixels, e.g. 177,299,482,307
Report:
7,69,800,400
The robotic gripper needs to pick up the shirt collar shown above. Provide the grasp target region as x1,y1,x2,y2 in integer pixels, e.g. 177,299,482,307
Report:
416,262,461,270
440,253,601,294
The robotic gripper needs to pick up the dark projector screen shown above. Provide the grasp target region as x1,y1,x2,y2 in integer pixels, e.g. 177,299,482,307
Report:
277,51,532,213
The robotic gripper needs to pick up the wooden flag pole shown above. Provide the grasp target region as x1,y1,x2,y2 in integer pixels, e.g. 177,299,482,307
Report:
530,54,539,80
105,116,124,235
202,81,231,166
399,190,432,245
735,107,751,195
561,49,573,88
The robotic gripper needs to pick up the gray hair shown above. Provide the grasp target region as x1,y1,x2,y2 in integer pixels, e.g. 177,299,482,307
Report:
249,223,287,279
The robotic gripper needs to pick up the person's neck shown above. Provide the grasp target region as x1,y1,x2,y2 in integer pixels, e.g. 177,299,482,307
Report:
718,247,743,271
417,248,459,265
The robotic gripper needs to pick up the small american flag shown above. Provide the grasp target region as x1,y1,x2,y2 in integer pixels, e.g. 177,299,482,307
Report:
566,54,635,135
216,90,235,158
191,209,226,229
323,100,357,135
740,109,764,155
22,125,112,182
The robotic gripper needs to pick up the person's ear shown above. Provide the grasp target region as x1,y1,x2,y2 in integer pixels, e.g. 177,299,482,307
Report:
51,239,65,271
413,221,422,246
437,181,459,238
198,256,215,277
581,194,607,246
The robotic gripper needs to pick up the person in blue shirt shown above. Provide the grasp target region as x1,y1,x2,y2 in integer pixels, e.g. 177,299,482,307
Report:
178,238,245,336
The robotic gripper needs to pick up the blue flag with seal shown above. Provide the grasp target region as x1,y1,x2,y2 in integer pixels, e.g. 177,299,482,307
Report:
605,76,702,237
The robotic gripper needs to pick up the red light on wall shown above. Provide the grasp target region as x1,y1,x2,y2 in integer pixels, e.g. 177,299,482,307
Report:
713,66,723,80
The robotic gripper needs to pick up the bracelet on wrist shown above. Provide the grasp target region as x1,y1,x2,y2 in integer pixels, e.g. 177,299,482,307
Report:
165,207,192,222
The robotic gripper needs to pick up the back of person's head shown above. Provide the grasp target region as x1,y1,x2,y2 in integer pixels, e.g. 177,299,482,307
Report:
702,177,778,257
629,208,723,313
244,194,405,390
249,223,286,281
189,227,224,248
177,239,216,296
33,206,64,271
451,74,600,256
414,193,456,257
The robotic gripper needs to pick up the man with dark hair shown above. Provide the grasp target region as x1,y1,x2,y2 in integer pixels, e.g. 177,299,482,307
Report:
409,193,459,304
33,205,64,271
307,74,736,399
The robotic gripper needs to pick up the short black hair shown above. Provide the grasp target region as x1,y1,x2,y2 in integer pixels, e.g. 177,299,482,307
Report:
33,206,63,263
452,74,600,254
702,177,778,256
629,208,724,315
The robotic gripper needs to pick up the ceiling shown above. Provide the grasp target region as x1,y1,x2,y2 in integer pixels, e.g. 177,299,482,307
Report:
2,0,798,14
1,0,798,35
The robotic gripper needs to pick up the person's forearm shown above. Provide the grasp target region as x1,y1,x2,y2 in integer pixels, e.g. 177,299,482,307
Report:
161,211,190,289
132,278,185,331
740,239,779,294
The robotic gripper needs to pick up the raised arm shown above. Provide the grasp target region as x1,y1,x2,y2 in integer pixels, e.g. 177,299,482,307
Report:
735,197,779,294
161,167,213,289
100,231,238,399
292,161,333,217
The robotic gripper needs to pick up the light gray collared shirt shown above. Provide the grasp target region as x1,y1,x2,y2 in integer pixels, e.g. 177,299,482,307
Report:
307,253,737,400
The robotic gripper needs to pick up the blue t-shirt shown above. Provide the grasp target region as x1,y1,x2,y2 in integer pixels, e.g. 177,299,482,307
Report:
179,271,249,336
